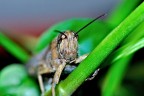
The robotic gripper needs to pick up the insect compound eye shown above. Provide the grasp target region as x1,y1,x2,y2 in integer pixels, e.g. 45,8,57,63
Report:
57,34,63,44
74,33,78,38
61,34,67,39
57,38,62,44
57,32,67,44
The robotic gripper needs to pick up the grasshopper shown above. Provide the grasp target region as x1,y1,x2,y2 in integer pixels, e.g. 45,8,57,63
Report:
26,14,105,96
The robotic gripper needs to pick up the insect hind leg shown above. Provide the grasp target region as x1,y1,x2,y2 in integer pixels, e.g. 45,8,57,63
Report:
37,63,53,95
86,68,100,81
38,74,45,94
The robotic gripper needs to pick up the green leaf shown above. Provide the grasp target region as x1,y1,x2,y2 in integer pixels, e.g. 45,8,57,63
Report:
0,64,28,87
101,2,144,95
106,0,142,29
104,37,144,66
0,32,30,63
0,64,40,96
102,55,132,96
17,78,40,96
122,20,144,44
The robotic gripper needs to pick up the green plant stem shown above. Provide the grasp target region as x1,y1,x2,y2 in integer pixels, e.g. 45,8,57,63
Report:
101,20,144,67
101,18,144,95
44,2,144,96
102,55,133,96
106,0,142,29
102,19,144,66
0,32,30,63
105,37,144,65
122,21,144,44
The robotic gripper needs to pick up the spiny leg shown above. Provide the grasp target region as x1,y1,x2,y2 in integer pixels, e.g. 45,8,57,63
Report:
38,74,45,94
75,54,89,64
50,53,88,95
37,63,52,95
52,61,66,96
86,68,100,81
75,54,100,80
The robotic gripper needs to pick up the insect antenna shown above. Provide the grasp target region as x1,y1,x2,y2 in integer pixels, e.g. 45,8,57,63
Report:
54,30,67,37
75,13,106,35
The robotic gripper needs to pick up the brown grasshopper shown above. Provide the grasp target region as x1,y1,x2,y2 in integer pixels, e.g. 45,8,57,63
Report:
26,14,105,96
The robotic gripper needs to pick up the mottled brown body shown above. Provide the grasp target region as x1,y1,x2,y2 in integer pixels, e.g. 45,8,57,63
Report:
26,30,87,96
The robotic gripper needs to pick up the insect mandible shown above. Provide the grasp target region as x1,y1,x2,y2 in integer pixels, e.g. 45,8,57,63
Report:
26,14,105,96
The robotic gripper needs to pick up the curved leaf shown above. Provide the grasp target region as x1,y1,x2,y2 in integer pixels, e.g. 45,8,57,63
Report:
0,32,30,63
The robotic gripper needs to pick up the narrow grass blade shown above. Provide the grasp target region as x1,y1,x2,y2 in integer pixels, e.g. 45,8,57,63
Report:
106,0,142,29
104,38,144,65
102,55,133,96
0,32,30,63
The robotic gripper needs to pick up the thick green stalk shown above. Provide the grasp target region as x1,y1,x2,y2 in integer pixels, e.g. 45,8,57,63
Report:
54,2,144,96
101,2,144,95
101,38,144,96
0,32,30,63
101,20,144,67
101,10,144,95
106,0,142,29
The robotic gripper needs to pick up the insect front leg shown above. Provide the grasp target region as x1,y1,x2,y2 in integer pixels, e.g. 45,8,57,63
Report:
52,59,66,96
86,68,100,81
75,54,100,80
75,53,89,63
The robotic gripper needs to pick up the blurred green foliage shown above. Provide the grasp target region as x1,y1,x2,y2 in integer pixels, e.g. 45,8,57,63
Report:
0,64,40,96
0,33,30,63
